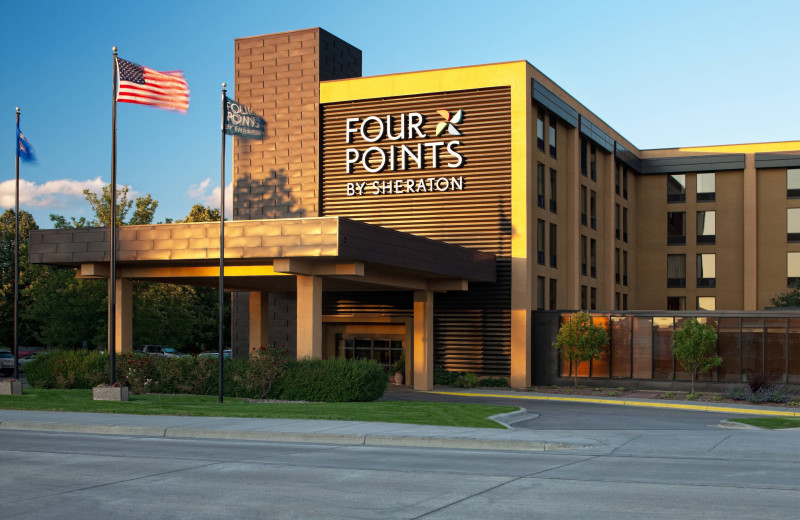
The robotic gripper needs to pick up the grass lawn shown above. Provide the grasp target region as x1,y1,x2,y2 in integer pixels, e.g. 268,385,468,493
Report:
730,417,800,430
0,389,516,429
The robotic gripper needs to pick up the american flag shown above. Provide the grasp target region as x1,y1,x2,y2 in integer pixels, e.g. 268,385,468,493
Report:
116,57,190,113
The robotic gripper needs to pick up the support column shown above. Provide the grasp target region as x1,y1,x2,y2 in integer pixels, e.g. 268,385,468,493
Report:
743,153,757,309
296,275,322,359
413,290,434,391
249,291,269,354
115,278,132,353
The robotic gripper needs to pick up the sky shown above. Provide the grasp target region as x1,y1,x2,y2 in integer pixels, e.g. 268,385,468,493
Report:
2,0,799,228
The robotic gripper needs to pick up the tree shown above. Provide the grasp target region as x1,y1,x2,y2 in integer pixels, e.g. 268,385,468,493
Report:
177,203,221,223
671,318,721,393
0,209,40,347
769,283,800,307
50,184,159,228
553,311,609,387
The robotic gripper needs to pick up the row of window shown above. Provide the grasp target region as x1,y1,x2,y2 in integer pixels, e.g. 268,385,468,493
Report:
536,276,557,310
667,211,716,245
667,253,716,288
536,109,557,159
666,296,716,311
580,138,597,182
536,163,557,212
536,220,557,267
668,173,716,203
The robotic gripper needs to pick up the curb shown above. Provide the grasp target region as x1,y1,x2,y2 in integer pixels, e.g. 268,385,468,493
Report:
0,419,590,452
427,391,800,417
488,407,538,429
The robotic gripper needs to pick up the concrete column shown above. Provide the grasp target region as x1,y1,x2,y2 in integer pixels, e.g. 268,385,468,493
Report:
296,275,322,359
249,291,269,354
115,278,132,353
743,153,757,309
413,290,434,391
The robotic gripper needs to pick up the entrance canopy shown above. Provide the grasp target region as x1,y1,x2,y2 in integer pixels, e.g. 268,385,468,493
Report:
28,216,496,290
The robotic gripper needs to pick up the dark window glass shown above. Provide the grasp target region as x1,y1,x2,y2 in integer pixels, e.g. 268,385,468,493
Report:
623,166,629,199
590,190,596,229
537,276,545,310
667,297,685,311
590,239,597,278
668,174,686,202
537,219,545,265
590,144,597,181
549,279,557,310
696,173,715,201
667,212,686,245
623,207,628,242
549,223,557,267
581,186,587,226
549,119,557,158
580,285,587,310
590,287,596,310
697,253,716,288
615,204,620,239
550,169,557,213
622,293,628,310
536,109,545,151
667,254,686,287
615,292,621,310
615,248,620,284
537,163,545,208
615,163,621,195
623,250,628,286
581,236,587,276
580,139,587,176
697,210,716,244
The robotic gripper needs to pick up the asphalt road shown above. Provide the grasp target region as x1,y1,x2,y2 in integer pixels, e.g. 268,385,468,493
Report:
2,428,799,520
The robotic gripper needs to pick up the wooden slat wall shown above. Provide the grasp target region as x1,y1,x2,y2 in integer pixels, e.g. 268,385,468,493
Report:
321,87,512,375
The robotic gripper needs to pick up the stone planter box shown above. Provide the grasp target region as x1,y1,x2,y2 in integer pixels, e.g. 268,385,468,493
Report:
0,380,22,395
92,386,129,401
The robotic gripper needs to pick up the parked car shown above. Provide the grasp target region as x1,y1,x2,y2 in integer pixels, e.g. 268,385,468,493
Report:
18,352,41,371
197,349,232,359
141,345,186,357
0,351,16,376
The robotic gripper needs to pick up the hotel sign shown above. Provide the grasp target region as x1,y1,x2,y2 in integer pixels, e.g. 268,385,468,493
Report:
343,110,466,196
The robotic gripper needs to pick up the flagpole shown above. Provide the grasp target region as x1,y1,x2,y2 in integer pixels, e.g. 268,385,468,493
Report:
218,83,227,403
13,108,20,381
109,47,118,384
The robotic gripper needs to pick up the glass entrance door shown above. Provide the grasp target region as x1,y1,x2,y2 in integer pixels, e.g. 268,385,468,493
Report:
336,334,404,370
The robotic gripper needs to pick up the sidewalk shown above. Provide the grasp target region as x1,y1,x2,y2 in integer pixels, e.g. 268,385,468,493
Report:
2,388,796,453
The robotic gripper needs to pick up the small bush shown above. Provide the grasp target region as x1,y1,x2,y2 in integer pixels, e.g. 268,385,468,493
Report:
661,391,676,399
746,372,766,393
25,350,107,389
240,345,289,399
478,377,509,388
453,372,479,388
270,357,386,402
686,392,701,401
433,366,460,386
607,391,617,397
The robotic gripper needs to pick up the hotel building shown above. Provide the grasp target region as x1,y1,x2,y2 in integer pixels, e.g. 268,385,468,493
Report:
30,28,800,390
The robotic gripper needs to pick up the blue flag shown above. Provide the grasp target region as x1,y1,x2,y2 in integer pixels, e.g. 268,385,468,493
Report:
224,97,265,140
16,124,34,162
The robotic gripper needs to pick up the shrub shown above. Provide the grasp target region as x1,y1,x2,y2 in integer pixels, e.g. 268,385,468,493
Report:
433,366,460,386
25,350,107,389
115,353,160,394
478,377,509,387
746,371,766,393
240,345,289,399
453,372,479,388
270,357,386,402
553,312,609,387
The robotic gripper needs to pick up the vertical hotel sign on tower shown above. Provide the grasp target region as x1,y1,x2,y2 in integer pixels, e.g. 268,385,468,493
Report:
341,109,467,196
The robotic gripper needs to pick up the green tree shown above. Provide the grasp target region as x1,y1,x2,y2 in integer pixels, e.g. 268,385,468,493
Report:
769,283,800,307
0,209,40,347
671,318,721,393
553,311,609,387
50,184,158,228
178,203,221,223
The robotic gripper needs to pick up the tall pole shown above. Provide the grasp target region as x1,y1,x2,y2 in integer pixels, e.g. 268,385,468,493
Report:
218,83,227,403
110,47,118,384
13,108,20,380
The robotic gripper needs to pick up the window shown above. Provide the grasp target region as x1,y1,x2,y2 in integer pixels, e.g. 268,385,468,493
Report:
615,248,620,284
615,204,620,239
590,287,597,310
622,293,628,310
667,296,686,311
788,208,800,242
615,292,621,310
788,252,800,286
549,279,557,310
788,169,800,198
623,250,628,286
697,210,716,244
537,219,545,265
623,166,628,199
667,212,686,245
615,163,621,195
549,118,557,158
581,236,587,276
581,186,588,226
623,208,628,242
537,276,545,310
697,253,716,288
549,223,557,267
667,254,686,288
590,144,597,181
536,163,545,208
536,109,545,151
590,190,597,229
580,285,587,310
590,239,597,278
580,139,587,177
697,297,716,311
696,173,715,201
550,169,557,213
668,174,686,202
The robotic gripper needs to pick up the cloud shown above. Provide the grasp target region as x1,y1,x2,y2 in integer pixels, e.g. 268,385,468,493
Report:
186,178,233,218
0,176,105,209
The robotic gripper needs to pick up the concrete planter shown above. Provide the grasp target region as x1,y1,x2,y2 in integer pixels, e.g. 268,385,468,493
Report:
92,385,129,401
0,380,22,395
